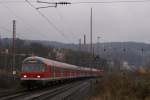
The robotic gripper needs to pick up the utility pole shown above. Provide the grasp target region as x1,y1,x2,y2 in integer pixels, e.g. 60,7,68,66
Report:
97,36,100,55
141,48,144,66
79,38,81,51
84,34,86,45
84,34,86,51
90,7,94,79
90,8,93,72
90,8,93,56
12,20,16,76
90,8,93,95
0,34,1,69
0,33,1,54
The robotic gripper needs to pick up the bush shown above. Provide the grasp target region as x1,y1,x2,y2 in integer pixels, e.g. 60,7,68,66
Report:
89,72,150,100
0,70,21,89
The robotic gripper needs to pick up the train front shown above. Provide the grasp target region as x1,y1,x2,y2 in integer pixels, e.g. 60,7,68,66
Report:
20,57,49,88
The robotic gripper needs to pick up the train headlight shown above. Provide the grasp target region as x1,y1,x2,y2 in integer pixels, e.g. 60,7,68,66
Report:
23,75,27,78
37,75,41,78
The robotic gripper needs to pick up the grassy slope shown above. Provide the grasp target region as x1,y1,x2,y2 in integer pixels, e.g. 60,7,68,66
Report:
89,72,150,100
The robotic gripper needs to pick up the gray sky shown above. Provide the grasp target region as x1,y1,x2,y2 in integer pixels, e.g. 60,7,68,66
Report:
0,0,150,43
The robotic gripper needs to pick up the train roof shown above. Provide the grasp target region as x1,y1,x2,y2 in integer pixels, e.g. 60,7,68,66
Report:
23,56,80,70
80,67,91,71
23,56,101,72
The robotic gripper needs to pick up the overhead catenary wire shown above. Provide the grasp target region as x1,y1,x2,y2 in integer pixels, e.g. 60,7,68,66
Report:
72,0,150,4
55,8,79,40
1,0,149,43
0,0,52,40
0,24,34,39
0,0,75,42
0,26,11,33
0,0,150,4
25,0,72,43
0,0,36,3
0,26,14,37
36,0,79,42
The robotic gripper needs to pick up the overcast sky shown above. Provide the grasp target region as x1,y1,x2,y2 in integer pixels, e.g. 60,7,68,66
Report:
0,0,150,43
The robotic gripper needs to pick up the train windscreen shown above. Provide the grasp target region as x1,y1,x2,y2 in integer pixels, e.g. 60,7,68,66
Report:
22,60,45,72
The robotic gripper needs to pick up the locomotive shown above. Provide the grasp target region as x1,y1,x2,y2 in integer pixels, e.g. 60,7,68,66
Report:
20,56,103,87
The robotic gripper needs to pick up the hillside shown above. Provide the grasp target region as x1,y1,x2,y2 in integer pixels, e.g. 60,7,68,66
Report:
1,38,150,68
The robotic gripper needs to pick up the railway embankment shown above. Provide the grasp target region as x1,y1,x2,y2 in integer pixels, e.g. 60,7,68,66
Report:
87,72,150,100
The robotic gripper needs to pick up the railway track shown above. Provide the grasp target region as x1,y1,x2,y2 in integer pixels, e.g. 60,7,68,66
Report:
29,80,90,100
0,89,27,99
0,80,90,100
51,80,90,100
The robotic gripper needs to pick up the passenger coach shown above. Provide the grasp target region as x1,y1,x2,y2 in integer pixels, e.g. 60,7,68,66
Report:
21,56,103,87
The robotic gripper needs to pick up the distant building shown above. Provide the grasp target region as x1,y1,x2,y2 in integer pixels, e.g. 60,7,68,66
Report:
122,61,134,71
56,52,65,61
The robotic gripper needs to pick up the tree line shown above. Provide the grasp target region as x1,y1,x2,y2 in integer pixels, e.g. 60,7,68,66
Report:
0,38,108,72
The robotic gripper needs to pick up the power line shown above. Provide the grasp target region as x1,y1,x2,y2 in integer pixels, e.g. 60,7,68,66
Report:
36,0,79,42
0,1,51,40
25,0,72,42
0,26,10,32
1,0,149,43
0,0,71,41
72,0,150,4
0,24,32,39
0,0,36,3
0,22,36,39
55,8,79,40
0,0,150,4
12,20,16,73
0,0,72,42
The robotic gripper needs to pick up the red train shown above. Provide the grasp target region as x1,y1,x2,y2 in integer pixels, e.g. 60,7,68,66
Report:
21,56,103,87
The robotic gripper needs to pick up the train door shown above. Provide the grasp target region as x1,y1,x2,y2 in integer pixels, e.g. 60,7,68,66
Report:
61,68,64,78
57,67,61,78
63,69,66,78
51,66,55,80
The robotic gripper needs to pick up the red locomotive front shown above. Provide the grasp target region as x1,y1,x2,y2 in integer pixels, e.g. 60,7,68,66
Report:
21,57,51,87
